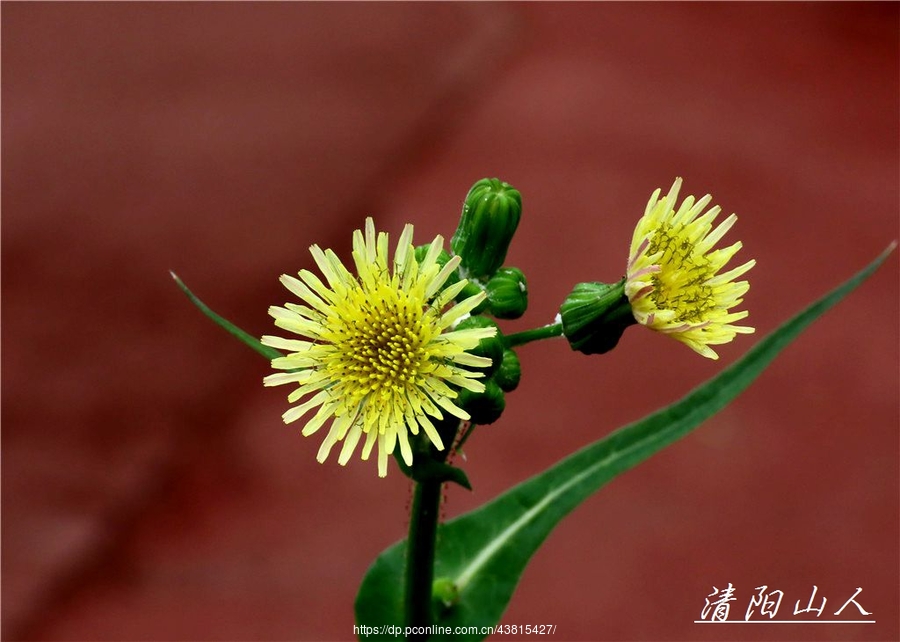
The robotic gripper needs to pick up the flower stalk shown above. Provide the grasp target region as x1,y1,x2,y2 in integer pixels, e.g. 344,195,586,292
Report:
503,322,563,348
401,415,462,640
405,477,442,640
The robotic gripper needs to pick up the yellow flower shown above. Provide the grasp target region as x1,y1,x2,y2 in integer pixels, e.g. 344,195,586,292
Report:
262,218,495,477
625,178,755,360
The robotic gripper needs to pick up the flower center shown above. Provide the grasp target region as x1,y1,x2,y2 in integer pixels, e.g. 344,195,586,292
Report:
329,285,434,400
647,223,715,323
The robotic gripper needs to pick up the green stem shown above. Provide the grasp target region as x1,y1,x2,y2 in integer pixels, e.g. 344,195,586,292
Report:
503,322,563,348
405,478,443,641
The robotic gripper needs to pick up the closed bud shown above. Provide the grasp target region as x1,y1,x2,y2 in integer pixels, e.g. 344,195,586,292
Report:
456,379,506,425
451,178,522,279
560,279,636,355
486,267,528,320
494,348,521,392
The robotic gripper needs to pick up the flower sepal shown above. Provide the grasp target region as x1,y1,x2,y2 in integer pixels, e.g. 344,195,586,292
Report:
392,415,472,489
393,452,472,490
393,446,472,491
560,278,636,355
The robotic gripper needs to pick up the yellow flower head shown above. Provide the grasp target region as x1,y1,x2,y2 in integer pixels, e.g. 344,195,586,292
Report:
262,218,495,477
625,178,755,360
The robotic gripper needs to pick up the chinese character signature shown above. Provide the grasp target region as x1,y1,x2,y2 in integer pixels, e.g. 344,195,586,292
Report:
698,585,872,623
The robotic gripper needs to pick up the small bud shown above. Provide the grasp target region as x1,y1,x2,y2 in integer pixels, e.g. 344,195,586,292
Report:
486,267,528,320
451,178,522,279
453,315,503,377
456,379,506,425
494,349,521,392
560,279,636,355
432,577,460,609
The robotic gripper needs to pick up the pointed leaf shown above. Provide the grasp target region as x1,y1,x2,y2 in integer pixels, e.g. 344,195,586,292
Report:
171,271,283,361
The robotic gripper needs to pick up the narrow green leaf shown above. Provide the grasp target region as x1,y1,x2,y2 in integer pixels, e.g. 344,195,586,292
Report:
355,245,894,640
171,271,283,361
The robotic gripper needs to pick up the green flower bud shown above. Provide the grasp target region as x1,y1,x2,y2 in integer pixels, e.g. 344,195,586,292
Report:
453,315,503,377
451,178,522,279
456,379,505,425
560,278,636,355
494,348,521,392
486,267,528,319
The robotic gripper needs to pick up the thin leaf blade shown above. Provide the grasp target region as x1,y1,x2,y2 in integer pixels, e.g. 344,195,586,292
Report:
171,271,283,361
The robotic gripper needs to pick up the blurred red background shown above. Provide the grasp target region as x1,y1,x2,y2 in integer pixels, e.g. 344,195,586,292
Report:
3,3,897,641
